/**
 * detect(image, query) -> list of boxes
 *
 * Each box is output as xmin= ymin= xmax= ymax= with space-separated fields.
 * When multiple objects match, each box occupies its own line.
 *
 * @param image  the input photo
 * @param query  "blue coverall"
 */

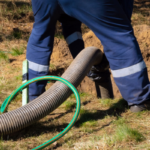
xmin=27 ymin=0 xmax=150 ymax=105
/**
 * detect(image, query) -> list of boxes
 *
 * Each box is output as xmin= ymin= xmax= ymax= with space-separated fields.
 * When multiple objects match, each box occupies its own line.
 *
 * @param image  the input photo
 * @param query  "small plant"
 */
xmin=0 ymin=51 xmax=9 ymax=62
xmin=50 ymin=64 xmax=56 ymax=70
xmin=63 ymin=101 xmax=76 ymax=111
xmin=11 ymin=47 xmax=24 ymax=56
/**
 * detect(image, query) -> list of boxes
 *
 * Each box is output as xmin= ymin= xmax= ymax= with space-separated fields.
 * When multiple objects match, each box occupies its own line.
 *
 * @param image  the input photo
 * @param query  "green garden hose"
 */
xmin=0 ymin=76 xmax=81 ymax=150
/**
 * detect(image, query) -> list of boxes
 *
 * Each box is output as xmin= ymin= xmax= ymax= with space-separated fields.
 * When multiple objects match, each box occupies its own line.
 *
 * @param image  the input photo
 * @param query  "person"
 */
xmin=27 ymin=0 xmax=150 ymax=112
xmin=60 ymin=0 xmax=134 ymax=99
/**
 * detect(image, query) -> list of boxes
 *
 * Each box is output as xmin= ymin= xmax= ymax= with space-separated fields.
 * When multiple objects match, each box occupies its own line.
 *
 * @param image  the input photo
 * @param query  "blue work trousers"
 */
xmin=27 ymin=0 xmax=150 ymax=105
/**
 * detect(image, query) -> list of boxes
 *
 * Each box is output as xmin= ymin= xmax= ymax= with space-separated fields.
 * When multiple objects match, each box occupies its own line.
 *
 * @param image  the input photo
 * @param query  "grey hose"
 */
xmin=0 ymin=46 xmax=103 ymax=135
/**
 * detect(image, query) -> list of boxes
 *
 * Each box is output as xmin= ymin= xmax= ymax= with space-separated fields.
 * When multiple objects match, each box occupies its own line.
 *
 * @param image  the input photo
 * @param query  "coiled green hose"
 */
xmin=0 ymin=76 xmax=81 ymax=150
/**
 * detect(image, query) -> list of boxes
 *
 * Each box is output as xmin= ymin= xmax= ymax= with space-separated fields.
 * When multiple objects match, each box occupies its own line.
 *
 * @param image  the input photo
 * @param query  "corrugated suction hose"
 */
xmin=0 ymin=46 xmax=103 ymax=135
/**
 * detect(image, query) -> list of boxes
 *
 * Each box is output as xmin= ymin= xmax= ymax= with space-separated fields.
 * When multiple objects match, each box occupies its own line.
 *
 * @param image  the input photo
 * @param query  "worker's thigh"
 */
xmin=26 ymin=0 xmax=61 ymax=100
xmin=118 ymin=0 xmax=134 ymax=21
xmin=59 ymin=0 xmax=150 ymax=104
xmin=27 ymin=0 xmax=60 ymax=65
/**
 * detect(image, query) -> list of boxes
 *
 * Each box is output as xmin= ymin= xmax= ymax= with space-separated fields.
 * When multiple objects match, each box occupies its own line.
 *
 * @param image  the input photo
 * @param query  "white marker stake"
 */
xmin=22 ymin=60 xmax=28 ymax=106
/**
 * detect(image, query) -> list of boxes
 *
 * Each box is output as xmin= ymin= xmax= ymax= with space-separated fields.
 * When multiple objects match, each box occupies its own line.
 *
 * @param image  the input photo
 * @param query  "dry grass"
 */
xmin=0 ymin=1 xmax=150 ymax=150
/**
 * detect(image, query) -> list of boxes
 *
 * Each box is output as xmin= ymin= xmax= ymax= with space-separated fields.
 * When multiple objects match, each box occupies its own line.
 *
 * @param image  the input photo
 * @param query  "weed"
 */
xmin=63 ymin=101 xmax=76 ymax=111
xmin=50 ymin=64 xmax=56 ymax=70
xmin=11 ymin=47 xmax=24 ymax=56
xmin=0 ymin=51 xmax=9 ymax=62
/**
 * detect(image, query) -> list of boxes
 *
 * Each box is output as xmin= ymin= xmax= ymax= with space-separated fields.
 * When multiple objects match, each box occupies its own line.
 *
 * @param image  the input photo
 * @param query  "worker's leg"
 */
xmin=118 ymin=0 xmax=134 ymax=22
xmin=60 ymin=14 xmax=113 ymax=98
xmin=59 ymin=15 xmax=84 ymax=58
xmin=59 ymin=0 xmax=150 ymax=105
xmin=26 ymin=0 xmax=60 ymax=101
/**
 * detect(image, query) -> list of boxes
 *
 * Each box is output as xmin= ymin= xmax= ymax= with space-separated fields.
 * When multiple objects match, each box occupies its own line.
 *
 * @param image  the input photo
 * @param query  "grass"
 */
xmin=70 ymin=92 xmax=89 ymax=99
xmin=11 ymin=47 xmax=24 ymax=56
xmin=76 ymin=108 xmax=95 ymax=127
xmin=0 ymin=2 xmax=32 ymax=21
xmin=63 ymin=101 xmax=76 ymax=111
xmin=81 ymin=120 xmax=98 ymax=127
xmin=50 ymin=63 xmax=56 ymax=70
xmin=54 ymin=33 xmax=64 ymax=39
xmin=0 ymin=51 xmax=9 ymax=62
xmin=111 ymin=125 xmax=145 ymax=143
xmin=99 ymin=98 xmax=113 ymax=107
xmin=113 ymin=117 xmax=127 ymax=126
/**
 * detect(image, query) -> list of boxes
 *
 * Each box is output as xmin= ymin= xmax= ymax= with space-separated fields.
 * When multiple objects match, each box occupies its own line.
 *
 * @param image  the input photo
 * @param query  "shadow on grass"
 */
xmin=2 ymin=99 xmax=128 ymax=141
xmin=75 ymin=98 xmax=128 ymax=127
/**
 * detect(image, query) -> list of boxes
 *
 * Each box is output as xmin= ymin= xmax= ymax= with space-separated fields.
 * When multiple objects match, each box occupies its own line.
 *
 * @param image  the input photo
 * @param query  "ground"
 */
xmin=0 ymin=0 xmax=150 ymax=150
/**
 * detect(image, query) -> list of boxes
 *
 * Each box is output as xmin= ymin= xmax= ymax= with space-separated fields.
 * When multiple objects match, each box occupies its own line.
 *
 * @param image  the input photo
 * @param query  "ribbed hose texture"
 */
xmin=0 ymin=47 xmax=103 ymax=135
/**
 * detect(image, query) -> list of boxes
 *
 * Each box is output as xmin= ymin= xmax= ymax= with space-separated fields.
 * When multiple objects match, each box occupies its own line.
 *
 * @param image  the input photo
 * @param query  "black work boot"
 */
xmin=87 ymin=54 xmax=114 ymax=99
xmin=95 ymin=73 xmax=114 ymax=99
xmin=130 ymin=101 xmax=150 ymax=112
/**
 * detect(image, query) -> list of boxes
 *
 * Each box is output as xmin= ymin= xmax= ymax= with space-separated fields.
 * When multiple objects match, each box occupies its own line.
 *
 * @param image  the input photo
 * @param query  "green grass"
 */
xmin=112 ymin=125 xmax=145 ymax=143
xmin=16 ymin=4 xmax=32 ymax=14
xmin=70 ymin=92 xmax=89 ymax=99
xmin=0 ymin=3 xmax=32 ymax=20
xmin=54 ymin=33 xmax=64 ymax=39
xmin=15 ymin=75 xmax=22 ymax=81
xmin=81 ymin=120 xmax=98 ymax=127
xmin=63 ymin=101 xmax=76 ymax=111
xmin=0 ymin=138 xmax=3 ymax=150
xmin=0 ymin=51 xmax=9 ymax=62
xmin=99 ymin=98 xmax=113 ymax=107
xmin=11 ymin=47 xmax=24 ymax=56
xmin=113 ymin=117 xmax=127 ymax=126
xmin=50 ymin=63 xmax=56 ymax=70
xmin=76 ymin=108 xmax=94 ymax=127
